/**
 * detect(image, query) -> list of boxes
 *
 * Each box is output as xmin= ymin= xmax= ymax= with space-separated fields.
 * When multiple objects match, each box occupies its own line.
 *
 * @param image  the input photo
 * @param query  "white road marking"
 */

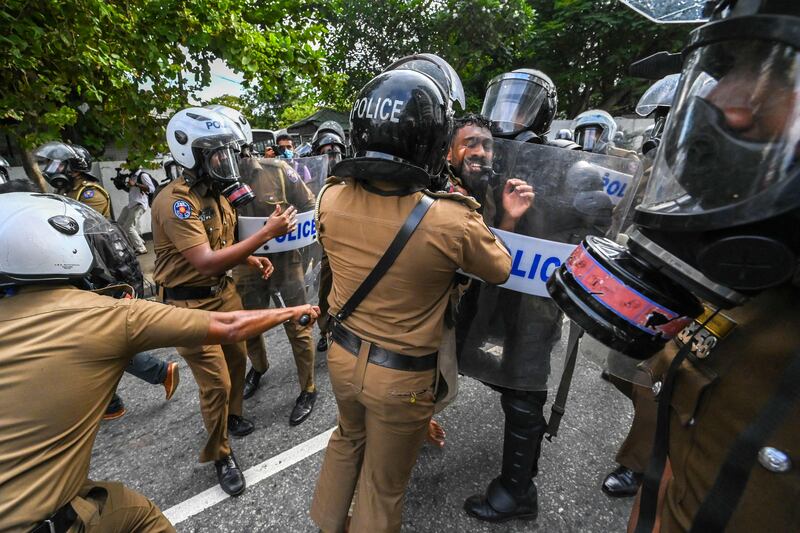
xmin=163 ymin=426 xmax=336 ymax=525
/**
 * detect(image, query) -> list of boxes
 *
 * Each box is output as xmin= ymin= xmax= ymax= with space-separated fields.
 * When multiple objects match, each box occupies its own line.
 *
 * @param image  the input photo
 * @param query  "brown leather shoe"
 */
xmin=103 ymin=393 xmax=126 ymax=421
xmin=163 ymin=362 xmax=180 ymax=401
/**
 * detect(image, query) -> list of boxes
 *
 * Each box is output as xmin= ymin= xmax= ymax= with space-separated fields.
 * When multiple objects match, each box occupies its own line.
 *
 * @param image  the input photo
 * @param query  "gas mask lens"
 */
xmin=640 ymin=39 xmax=800 ymax=232
xmin=206 ymin=146 xmax=241 ymax=183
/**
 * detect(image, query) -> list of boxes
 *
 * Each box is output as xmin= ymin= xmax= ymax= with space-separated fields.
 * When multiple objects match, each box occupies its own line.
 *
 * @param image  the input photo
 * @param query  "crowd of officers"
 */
xmin=2 ymin=1 xmax=799 ymax=531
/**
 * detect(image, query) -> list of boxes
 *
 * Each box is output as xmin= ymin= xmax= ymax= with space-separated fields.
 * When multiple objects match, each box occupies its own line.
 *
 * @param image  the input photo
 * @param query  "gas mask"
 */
xmin=547 ymin=28 xmax=800 ymax=359
xmin=202 ymin=144 xmax=255 ymax=208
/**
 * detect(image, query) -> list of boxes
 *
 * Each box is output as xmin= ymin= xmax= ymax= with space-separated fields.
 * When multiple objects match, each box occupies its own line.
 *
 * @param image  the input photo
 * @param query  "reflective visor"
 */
xmin=481 ymin=75 xmax=548 ymax=135
xmin=575 ymin=126 xmax=602 ymax=152
xmin=637 ymin=37 xmax=800 ymax=230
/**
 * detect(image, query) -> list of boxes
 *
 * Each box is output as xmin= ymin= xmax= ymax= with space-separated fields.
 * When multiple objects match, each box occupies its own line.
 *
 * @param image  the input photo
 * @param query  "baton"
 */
xmin=272 ymin=290 xmax=311 ymax=326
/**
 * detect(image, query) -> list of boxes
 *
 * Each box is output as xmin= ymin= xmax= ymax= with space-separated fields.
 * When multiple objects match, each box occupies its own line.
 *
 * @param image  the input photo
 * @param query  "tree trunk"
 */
xmin=20 ymin=148 xmax=47 ymax=192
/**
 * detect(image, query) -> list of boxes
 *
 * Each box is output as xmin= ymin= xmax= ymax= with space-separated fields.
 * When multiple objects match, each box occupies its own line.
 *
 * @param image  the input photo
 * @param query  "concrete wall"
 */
xmin=6 ymin=160 xmax=168 ymax=234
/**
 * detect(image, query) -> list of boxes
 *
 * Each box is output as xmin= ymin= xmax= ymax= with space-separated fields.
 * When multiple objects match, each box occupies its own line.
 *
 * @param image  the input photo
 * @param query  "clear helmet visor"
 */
xmin=636 ymin=73 xmax=681 ymax=116
xmin=638 ymin=39 xmax=800 ymax=230
xmin=482 ymin=77 xmax=548 ymax=135
xmin=386 ymin=53 xmax=466 ymax=110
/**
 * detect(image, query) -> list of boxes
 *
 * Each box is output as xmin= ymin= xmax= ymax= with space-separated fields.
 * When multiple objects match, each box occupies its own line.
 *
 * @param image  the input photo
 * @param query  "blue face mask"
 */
xmin=280 ymin=149 xmax=294 ymax=159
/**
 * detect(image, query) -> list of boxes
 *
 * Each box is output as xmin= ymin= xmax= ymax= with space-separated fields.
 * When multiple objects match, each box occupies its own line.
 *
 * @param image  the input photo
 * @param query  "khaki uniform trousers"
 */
xmin=310 ymin=341 xmax=436 ymax=533
xmin=237 ymin=260 xmax=316 ymax=392
xmin=612 ymin=380 xmax=658 ymax=473
xmin=67 ymin=480 xmax=174 ymax=533
xmin=166 ymin=279 xmax=247 ymax=463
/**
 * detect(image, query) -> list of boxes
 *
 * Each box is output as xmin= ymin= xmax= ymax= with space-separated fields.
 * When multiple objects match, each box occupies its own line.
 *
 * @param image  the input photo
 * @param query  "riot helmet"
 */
xmin=205 ymin=104 xmax=253 ymax=157
xmin=636 ymin=73 xmax=680 ymax=154
xmin=547 ymin=1 xmax=800 ymax=358
xmin=385 ymin=53 xmax=466 ymax=111
xmin=573 ymin=109 xmax=618 ymax=154
xmin=312 ymin=122 xmax=347 ymax=172
xmin=0 ymin=192 xmax=142 ymax=294
xmin=34 ymin=141 xmax=87 ymax=191
xmin=336 ymin=68 xmax=453 ymax=189
xmin=555 ymin=128 xmax=573 ymax=141
xmin=481 ymin=68 xmax=557 ymax=140
xmin=166 ymin=107 xmax=254 ymax=207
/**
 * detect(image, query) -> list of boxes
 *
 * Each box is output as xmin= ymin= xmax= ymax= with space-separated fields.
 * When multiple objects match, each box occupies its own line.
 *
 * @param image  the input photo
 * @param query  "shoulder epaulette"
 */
xmin=423 ymin=189 xmax=481 ymax=211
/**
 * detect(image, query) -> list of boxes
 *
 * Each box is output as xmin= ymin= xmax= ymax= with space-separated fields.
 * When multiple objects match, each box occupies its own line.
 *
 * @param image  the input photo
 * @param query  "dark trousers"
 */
xmin=125 ymin=352 xmax=168 ymax=384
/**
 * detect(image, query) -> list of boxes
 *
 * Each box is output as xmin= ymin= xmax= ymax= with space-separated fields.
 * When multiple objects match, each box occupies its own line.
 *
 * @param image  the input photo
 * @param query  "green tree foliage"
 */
xmin=322 ymin=0 xmax=688 ymax=117
xmin=0 ymin=0 xmax=327 ymax=184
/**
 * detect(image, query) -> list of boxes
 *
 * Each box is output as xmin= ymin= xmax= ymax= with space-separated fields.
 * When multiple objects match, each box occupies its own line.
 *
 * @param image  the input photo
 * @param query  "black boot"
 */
xmin=464 ymin=477 xmax=538 ymax=523
xmin=602 ymin=465 xmax=642 ymax=497
xmin=242 ymin=368 xmax=263 ymax=400
xmin=215 ymin=453 xmax=246 ymax=496
xmin=289 ymin=390 xmax=317 ymax=426
xmin=227 ymin=414 xmax=255 ymax=437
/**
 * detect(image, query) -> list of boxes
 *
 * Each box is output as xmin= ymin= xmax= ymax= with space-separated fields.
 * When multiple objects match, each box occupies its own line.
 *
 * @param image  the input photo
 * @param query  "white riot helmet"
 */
xmin=555 ymin=128 xmax=573 ymax=141
xmin=166 ymin=107 xmax=254 ymax=207
xmin=573 ymin=109 xmax=618 ymax=154
xmin=204 ymin=104 xmax=253 ymax=145
xmin=0 ymin=192 xmax=116 ymax=288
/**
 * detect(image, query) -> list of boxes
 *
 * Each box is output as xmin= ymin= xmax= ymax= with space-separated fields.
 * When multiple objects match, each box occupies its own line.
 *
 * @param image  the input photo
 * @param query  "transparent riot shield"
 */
xmin=235 ymin=156 xmax=326 ymax=311
xmin=456 ymin=139 xmax=641 ymax=392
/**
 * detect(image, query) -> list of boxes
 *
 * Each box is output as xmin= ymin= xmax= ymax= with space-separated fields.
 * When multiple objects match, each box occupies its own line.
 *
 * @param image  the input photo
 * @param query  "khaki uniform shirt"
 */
xmin=645 ymin=286 xmax=800 ymax=532
xmin=66 ymin=176 xmax=112 ymax=219
xmin=0 ymin=286 xmax=209 ymax=533
xmin=318 ymin=177 xmax=512 ymax=356
xmin=151 ymin=178 xmax=237 ymax=288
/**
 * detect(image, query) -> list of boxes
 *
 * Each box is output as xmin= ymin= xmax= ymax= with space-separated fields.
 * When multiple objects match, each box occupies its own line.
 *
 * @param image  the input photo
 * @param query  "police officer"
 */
xmin=216 ymin=106 xmax=321 ymax=426
xmin=0 ymin=192 xmax=317 ymax=533
xmin=34 ymin=142 xmax=112 ymax=218
xmin=547 ymin=2 xmax=800 ymax=530
xmin=310 ymin=65 xmax=512 ymax=533
xmin=151 ymin=107 xmax=298 ymax=495
xmin=601 ymin=73 xmax=680 ymax=498
xmin=573 ymin=109 xmax=639 ymax=160
xmin=33 ymin=141 xmax=176 ymax=420
xmin=310 ymin=120 xmax=348 ymax=353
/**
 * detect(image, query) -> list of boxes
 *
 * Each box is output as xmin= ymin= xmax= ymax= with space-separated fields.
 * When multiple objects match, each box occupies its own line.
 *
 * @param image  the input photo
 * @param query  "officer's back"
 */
xmin=319 ymin=177 xmax=508 ymax=356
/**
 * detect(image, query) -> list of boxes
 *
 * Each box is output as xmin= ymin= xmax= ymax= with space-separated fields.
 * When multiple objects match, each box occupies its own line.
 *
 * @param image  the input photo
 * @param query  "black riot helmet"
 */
xmin=548 ymin=0 xmax=800 ymax=359
xmin=482 ymin=68 xmax=558 ymax=140
xmin=311 ymin=120 xmax=347 ymax=168
xmin=335 ymin=69 xmax=453 ymax=189
xmin=385 ymin=53 xmax=467 ymax=112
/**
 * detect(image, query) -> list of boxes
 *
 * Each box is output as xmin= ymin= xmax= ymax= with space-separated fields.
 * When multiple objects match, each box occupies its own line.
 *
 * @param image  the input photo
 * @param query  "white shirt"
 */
xmin=128 ymin=169 xmax=156 ymax=209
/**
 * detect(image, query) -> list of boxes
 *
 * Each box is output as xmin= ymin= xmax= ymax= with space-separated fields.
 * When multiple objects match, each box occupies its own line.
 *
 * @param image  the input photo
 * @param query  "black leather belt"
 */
xmin=30 ymin=503 xmax=77 ymax=533
xmin=162 ymin=284 xmax=218 ymax=300
xmin=330 ymin=320 xmax=437 ymax=372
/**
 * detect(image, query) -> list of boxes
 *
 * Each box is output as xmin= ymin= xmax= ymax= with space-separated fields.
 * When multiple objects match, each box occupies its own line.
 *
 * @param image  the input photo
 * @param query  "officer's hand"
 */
xmin=246 ymin=255 xmax=274 ymax=279
xmin=291 ymin=305 xmax=320 ymax=326
xmin=261 ymin=204 xmax=298 ymax=241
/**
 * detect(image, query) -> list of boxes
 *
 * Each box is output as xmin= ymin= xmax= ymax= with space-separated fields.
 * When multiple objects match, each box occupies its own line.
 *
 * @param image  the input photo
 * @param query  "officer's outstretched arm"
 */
xmin=182 ymin=205 xmax=297 ymax=277
xmin=204 ymin=304 xmax=319 ymax=345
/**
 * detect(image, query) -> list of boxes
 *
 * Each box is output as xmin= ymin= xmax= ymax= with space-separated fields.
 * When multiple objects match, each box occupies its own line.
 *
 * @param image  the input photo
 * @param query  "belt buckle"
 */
xmin=44 ymin=519 xmax=56 ymax=533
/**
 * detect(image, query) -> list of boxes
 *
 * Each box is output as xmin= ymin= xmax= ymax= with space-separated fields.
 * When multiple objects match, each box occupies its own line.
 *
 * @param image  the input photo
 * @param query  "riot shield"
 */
xmin=456 ymin=139 xmax=641 ymax=391
xmin=235 ymin=156 xmax=326 ymax=310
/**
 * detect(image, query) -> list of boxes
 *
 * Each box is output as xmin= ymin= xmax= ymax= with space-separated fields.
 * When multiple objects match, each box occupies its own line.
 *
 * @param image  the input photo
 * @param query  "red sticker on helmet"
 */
xmin=566 ymin=244 xmax=692 ymax=339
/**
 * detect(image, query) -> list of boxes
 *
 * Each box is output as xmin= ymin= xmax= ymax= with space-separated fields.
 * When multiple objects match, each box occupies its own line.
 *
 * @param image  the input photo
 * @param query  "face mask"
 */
xmin=280 ymin=149 xmax=294 ymax=159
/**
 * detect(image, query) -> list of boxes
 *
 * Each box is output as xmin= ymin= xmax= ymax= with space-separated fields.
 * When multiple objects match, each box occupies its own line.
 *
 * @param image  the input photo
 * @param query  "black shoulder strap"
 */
xmin=689 ymin=348 xmax=800 ymax=533
xmin=545 ymin=321 xmax=584 ymax=440
xmin=334 ymin=194 xmax=435 ymax=323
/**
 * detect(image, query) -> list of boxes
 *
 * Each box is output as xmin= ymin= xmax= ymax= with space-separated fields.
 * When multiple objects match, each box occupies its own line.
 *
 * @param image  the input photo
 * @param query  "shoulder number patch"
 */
xmin=173 ymin=200 xmax=192 ymax=220
xmin=82 ymin=189 xmax=95 ymax=199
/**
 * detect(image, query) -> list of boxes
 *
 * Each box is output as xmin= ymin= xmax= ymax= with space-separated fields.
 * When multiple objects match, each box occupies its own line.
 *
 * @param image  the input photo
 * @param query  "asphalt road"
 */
xmin=90 ymin=316 xmax=635 ymax=532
